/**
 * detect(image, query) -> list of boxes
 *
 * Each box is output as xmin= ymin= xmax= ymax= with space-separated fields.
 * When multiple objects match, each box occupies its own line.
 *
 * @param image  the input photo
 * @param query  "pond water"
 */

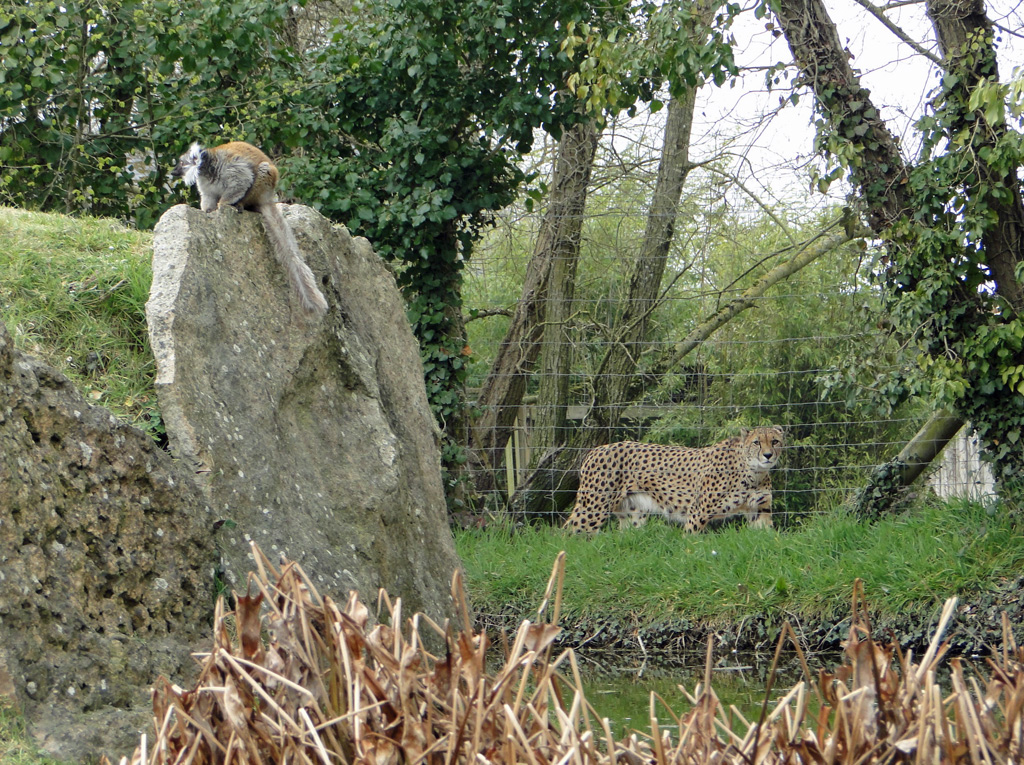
xmin=562 ymin=642 xmax=969 ymax=739
xmin=576 ymin=653 xmax=813 ymax=738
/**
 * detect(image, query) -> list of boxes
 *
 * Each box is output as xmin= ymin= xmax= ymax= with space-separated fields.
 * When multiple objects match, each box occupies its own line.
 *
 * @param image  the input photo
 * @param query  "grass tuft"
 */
xmin=0 ymin=703 xmax=61 ymax=765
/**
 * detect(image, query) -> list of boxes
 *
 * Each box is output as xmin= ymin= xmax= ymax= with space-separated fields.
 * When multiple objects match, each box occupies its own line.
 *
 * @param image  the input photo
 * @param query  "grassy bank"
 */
xmin=0 ymin=207 xmax=159 ymax=438
xmin=455 ymin=496 xmax=1024 ymax=649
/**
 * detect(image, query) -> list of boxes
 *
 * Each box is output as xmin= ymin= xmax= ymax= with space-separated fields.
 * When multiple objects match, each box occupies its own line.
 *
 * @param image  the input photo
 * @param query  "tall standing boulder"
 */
xmin=0 ymin=321 xmax=215 ymax=760
xmin=148 ymin=204 xmax=461 ymax=621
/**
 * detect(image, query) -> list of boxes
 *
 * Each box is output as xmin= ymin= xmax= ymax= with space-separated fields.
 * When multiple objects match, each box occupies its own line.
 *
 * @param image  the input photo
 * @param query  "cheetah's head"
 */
xmin=741 ymin=426 xmax=785 ymax=471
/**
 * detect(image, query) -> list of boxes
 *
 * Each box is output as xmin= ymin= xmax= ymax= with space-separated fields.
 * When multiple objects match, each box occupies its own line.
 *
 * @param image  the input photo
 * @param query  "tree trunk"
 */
xmin=853 ymin=411 xmax=967 ymax=518
xmin=775 ymin=0 xmax=1022 ymax=302
xmin=509 ymin=88 xmax=703 ymax=519
xmin=772 ymin=0 xmax=910 ymax=233
xmin=468 ymin=120 xmax=599 ymax=494
xmin=590 ymin=89 xmax=700 ymax=440
xmin=925 ymin=0 xmax=1024 ymax=313
xmin=531 ymin=123 xmax=599 ymax=456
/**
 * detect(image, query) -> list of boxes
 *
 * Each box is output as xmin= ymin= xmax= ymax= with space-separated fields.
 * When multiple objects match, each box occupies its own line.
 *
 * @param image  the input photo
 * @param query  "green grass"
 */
xmin=455 ymin=496 xmax=1024 ymax=627
xmin=0 ymin=207 xmax=160 ymax=438
xmin=0 ymin=704 xmax=61 ymax=765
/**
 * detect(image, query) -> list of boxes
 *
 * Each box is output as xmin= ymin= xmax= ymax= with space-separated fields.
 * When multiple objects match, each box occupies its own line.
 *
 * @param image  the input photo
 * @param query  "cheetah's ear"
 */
xmin=740 ymin=427 xmax=749 ymax=438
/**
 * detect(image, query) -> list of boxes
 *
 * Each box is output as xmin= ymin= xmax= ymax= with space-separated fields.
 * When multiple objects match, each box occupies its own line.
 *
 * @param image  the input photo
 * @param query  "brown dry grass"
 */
xmin=111 ymin=544 xmax=1024 ymax=764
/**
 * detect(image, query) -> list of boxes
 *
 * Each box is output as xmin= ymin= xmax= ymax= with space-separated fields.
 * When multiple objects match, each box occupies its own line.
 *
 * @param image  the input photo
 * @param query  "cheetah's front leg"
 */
xmin=739 ymin=487 xmax=773 ymax=528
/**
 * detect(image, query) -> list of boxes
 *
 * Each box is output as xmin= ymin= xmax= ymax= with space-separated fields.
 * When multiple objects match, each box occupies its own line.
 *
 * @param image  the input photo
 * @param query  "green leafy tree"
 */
xmin=0 ymin=0 xmax=304 ymax=228
xmin=646 ymin=210 xmax=923 ymax=524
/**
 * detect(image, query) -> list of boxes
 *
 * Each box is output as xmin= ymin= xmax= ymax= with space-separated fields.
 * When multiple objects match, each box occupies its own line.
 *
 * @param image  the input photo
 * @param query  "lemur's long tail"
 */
xmin=257 ymin=203 xmax=329 ymax=317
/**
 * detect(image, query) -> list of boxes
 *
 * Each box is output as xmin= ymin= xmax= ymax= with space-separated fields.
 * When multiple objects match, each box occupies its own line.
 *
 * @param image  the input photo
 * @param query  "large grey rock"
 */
xmin=0 ymin=321 xmax=215 ymax=761
xmin=148 ymin=204 xmax=460 ymax=622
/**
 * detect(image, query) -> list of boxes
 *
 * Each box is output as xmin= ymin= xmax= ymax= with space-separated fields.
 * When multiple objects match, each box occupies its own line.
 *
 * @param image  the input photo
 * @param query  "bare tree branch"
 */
xmin=464 ymin=307 xmax=512 ymax=323
xmin=850 ymin=0 xmax=943 ymax=65
xmin=664 ymin=223 xmax=870 ymax=373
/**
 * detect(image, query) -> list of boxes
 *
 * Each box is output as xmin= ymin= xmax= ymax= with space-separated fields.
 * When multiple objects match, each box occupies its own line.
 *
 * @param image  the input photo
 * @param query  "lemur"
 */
xmin=171 ymin=141 xmax=329 ymax=317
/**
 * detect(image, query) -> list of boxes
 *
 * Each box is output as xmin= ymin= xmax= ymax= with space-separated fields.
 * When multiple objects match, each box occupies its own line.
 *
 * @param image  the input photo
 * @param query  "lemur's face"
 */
xmin=171 ymin=143 xmax=204 ymax=186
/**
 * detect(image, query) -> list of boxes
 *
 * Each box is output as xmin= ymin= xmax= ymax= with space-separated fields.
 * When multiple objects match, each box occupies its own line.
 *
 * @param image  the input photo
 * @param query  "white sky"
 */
xmin=687 ymin=0 xmax=1024 ymax=215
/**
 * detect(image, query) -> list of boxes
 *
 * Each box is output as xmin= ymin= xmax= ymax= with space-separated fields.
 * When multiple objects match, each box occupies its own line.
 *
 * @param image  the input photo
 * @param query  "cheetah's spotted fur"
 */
xmin=564 ymin=427 xmax=785 ymax=534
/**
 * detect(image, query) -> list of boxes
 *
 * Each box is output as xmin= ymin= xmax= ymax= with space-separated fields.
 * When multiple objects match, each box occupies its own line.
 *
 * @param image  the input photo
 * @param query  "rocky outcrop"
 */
xmin=0 ymin=321 xmax=215 ymax=761
xmin=148 ymin=204 xmax=461 ymax=622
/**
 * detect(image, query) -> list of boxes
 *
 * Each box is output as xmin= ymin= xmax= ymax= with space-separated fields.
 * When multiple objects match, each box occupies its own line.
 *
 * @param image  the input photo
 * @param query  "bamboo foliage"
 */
xmin=114 ymin=546 xmax=1024 ymax=764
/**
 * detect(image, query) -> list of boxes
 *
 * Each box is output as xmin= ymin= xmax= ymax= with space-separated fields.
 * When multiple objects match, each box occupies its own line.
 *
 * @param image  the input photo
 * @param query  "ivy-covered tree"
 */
xmin=771 ymin=0 xmax=1024 ymax=506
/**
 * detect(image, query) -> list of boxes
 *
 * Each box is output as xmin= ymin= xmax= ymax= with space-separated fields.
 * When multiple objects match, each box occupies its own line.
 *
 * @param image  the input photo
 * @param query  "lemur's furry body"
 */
xmin=172 ymin=141 xmax=328 ymax=317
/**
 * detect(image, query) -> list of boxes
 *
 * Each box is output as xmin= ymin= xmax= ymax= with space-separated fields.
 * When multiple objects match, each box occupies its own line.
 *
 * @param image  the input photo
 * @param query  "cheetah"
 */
xmin=564 ymin=427 xmax=785 ymax=534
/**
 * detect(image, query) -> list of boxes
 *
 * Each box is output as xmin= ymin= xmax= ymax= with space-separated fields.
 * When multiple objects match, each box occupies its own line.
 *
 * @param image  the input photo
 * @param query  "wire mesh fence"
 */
xmin=481 ymin=400 xmax=994 ymax=526
xmin=460 ymin=201 xmax=996 ymax=526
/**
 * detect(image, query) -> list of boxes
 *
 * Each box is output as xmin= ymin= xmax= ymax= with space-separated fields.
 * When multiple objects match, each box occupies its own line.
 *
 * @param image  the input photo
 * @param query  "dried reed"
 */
xmin=112 ymin=544 xmax=1024 ymax=764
